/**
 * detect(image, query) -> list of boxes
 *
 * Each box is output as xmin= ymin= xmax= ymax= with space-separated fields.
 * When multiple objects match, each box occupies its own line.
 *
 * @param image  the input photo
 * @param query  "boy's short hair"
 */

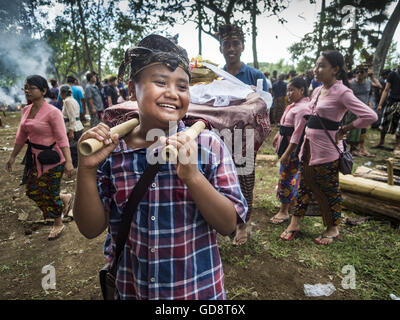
xmin=86 ymin=72 xmax=96 ymax=82
xmin=109 ymin=75 xmax=117 ymax=82
xmin=66 ymin=75 xmax=76 ymax=84
xmin=216 ymin=24 xmax=244 ymax=43
xmin=49 ymin=78 xmax=57 ymax=87
xmin=118 ymin=34 xmax=191 ymax=84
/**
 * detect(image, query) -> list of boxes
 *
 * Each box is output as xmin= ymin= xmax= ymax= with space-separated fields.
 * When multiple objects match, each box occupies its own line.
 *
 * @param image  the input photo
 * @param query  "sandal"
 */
xmin=314 ymin=234 xmax=338 ymax=245
xmin=280 ymin=229 xmax=300 ymax=241
xmin=232 ymin=231 xmax=250 ymax=246
xmin=48 ymin=225 xmax=65 ymax=241
xmin=269 ymin=215 xmax=289 ymax=225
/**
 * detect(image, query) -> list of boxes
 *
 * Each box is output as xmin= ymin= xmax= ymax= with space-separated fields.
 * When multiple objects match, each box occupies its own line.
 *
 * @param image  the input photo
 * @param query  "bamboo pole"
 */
xmin=339 ymin=173 xmax=400 ymax=205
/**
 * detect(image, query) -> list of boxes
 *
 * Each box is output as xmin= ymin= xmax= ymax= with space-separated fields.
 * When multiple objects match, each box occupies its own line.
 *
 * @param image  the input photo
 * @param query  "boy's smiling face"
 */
xmin=130 ymin=64 xmax=190 ymax=130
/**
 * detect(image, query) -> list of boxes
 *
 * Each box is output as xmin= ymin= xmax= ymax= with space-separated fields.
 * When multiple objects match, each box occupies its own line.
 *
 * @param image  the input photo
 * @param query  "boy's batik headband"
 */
xmin=118 ymin=34 xmax=191 ymax=83
xmin=216 ymin=24 xmax=244 ymax=43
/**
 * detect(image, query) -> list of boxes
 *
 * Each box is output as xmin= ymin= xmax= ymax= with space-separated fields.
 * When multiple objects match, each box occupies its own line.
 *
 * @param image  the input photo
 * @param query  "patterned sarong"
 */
xmin=25 ymin=164 xmax=65 ymax=219
xmin=379 ymin=101 xmax=400 ymax=135
xmin=293 ymin=140 xmax=343 ymax=227
xmin=277 ymin=154 xmax=300 ymax=204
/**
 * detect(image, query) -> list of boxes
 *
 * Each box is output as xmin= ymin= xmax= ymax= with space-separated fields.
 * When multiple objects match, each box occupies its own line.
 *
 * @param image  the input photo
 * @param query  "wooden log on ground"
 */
xmin=387 ymin=158 xmax=394 ymax=185
xmin=353 ymin=166 xmax=400 ymax=185
xmin=342 ymin=192 xmax=400 ymax=222
xmin=339 ymin=173 xmax=400 ymax=205
xmin=256 ymin=154 xmax=278 ymax=162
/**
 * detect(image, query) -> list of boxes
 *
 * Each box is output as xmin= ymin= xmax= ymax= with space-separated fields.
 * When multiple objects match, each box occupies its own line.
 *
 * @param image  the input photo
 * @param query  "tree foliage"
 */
xmin=288 ymin=0 xmax=396 ymax=71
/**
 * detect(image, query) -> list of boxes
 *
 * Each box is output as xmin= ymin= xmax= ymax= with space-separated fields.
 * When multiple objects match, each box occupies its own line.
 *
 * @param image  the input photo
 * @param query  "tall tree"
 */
xmin=372 ymin=0 xmax=400 ymax=75
xmin=288 ymin=0 xmax=395 ymax=72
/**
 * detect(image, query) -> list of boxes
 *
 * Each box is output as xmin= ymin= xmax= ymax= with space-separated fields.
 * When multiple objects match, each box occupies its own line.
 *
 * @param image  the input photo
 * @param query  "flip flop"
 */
xmin=314 ymin=234 xmax=338 ymax=245
xmin=48 ymin=225 xmax=65 ymax=241
xmin=232 ymin=232 xmax=250 ymax=247
xmin=280 ymin=229 xmax=299 ymax=241
xmin=269 ymin=216 xmax=289 ymax=225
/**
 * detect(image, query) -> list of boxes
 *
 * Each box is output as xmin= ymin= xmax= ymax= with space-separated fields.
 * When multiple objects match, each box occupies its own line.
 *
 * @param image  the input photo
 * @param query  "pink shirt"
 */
xmin=15 ymin=101 xmax=70 ymax=177
xmin=293 ymin=80 xmax=377 ymax=166
xmin=276 ymin=97 xmax=310 ymax=155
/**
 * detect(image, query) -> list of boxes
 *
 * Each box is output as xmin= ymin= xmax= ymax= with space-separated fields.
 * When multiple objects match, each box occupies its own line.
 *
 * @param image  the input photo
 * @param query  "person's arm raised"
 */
xmin=73 ymin=123 xmax=119 ymax=239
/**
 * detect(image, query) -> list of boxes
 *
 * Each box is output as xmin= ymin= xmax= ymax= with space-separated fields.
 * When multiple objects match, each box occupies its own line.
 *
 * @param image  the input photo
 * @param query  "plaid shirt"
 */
xmin=97 ymin=121 xmax=247 ymax=300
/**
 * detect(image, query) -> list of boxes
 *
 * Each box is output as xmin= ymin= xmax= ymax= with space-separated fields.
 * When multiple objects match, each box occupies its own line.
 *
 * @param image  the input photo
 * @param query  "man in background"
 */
xmin=218 ymin=23 xmax=268 ymax=246
xmin=84 ymin=72 xmax=104 ymax=127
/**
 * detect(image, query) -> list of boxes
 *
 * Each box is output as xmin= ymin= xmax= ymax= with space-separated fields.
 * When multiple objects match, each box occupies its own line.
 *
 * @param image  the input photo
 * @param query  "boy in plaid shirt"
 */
xmin=73 ymin=35 xmax=247 ymax=300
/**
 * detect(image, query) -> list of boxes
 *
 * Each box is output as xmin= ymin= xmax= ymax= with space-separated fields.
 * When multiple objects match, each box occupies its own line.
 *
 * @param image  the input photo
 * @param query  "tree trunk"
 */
xmin=77 ymin=0 xmax=94 ymax=72
xmin=373 ymin=0 xmax=400 ymax=76
xmin=251 ymin=0 xmax=259 ymax=69
xmin=97 ymin=0 xmax=102 ymax=80
xmin=197 ymin=0 xmax=202 ymax=55
xmin=316 ymin=0 xmax=326 ymax=61
xmin=70 ymin=2 xmax=81 ymax=73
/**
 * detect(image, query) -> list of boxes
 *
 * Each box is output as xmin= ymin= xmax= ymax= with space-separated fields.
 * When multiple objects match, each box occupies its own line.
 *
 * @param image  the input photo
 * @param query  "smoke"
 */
xmin=0 ymin=31 xmax=53 ymax=108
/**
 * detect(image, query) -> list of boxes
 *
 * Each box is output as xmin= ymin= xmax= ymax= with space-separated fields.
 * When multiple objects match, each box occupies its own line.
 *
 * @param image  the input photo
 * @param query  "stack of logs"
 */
xmin=339 ymin=155 xmax=400 ymax=223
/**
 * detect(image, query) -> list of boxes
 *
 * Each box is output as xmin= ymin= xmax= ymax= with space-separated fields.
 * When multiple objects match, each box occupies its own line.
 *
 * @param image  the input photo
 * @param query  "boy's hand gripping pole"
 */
xmin=79 ymin=118 xmax=140 ymax=156
xmin=161 ymin=121 xmax=206 ymax=162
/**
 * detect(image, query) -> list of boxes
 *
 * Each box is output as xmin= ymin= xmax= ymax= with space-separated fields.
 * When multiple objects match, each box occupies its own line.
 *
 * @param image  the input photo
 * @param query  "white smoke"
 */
xmin=0 ymin=32 xmax=53 ymax=108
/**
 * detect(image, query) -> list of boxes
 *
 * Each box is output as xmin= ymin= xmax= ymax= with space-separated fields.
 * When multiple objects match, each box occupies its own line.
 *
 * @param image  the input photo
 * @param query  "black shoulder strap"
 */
xmin=315 ymin=112 xmax=343 ymax=156
xmin=110 ymin=162 xmax=161 ymax=275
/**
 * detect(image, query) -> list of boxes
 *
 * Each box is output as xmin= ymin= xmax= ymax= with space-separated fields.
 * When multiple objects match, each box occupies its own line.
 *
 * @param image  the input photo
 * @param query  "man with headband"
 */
xmin=217 ymin=24 xmax=268 ymax=246
xmin=74 ymin=34 xmax=248 ymax=300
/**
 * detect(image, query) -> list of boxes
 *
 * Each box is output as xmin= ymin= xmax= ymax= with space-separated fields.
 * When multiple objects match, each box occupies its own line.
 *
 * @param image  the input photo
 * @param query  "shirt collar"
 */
xmin=223 ymin=62 xmax=245 ymax=76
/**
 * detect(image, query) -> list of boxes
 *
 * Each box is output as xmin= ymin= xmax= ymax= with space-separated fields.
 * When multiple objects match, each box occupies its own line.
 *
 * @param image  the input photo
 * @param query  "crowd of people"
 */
xmin=2 ymin=23 xmax=400 ymax=300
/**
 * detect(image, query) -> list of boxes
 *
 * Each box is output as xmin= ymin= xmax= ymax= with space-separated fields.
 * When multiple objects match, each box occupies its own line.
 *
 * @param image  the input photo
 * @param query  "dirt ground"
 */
xmin=0 ymin=112 xmax=360 ymax=300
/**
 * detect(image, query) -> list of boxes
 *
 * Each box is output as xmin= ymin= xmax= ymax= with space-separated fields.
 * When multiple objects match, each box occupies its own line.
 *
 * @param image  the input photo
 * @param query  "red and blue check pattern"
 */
xmin=97 ymin=121 xmax=247 ymax=300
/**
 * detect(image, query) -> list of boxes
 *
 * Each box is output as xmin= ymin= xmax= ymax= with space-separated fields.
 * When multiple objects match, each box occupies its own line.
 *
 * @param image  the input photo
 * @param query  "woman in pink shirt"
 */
xmin=6 ymin=75 xmax=74 ymax=240
xmin=280 ymin=51 xmax=377 ymax=245
xmin=270 ymin=77 xmax=310 ymax=224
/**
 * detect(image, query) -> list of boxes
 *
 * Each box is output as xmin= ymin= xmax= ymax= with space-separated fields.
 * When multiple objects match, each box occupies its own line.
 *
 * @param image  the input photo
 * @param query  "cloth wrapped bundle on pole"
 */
xmin=102 ymin=91 xmax=271 ymax=162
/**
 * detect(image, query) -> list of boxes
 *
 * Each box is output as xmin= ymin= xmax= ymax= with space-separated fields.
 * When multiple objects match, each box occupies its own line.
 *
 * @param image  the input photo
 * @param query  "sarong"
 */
xmin=379 ymin=101 xmax=400 ymax=135
xmin=277 ymin=154 xmax=300 ymax=204
xmin=293 ymin=140 xmax=343 ymax=227
xmin=25 ymin=163 xmax=65 ymax=219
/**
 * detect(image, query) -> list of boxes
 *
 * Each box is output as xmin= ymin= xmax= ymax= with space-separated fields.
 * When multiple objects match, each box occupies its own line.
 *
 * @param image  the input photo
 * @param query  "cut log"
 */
xmin=256 ymin=154 xmax=278 ymax=162
xmin=353 ymin=166 xmax=400 ymax=185
xmin=387 ymin=158 xmax=394 ymax=186
xmin=339 ymin=173 xmax=400 ymax=205
xmin=342 ymin=192 xmax=400 ymax=222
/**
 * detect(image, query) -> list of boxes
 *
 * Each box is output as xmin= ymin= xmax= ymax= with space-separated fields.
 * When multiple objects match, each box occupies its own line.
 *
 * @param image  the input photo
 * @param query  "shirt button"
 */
xmin=151 ymin=216 xmax=156 ymax=221
xmin=151 ymin=182 xmax=157 ymax=188
xmin=150 ymin=248 xmax=155 ymax=253
xmin=150 ymin=277 xmax=156 ymax=283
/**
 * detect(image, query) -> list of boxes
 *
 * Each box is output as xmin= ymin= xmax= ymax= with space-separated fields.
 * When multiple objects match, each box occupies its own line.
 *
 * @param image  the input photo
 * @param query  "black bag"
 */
xmin=37 ymin=147 xmax=61 ymax=165
xmin=315 ymin=113 xmax=353 ymax=175
xmin=99 ymin=162 xmax=160 ymax=300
